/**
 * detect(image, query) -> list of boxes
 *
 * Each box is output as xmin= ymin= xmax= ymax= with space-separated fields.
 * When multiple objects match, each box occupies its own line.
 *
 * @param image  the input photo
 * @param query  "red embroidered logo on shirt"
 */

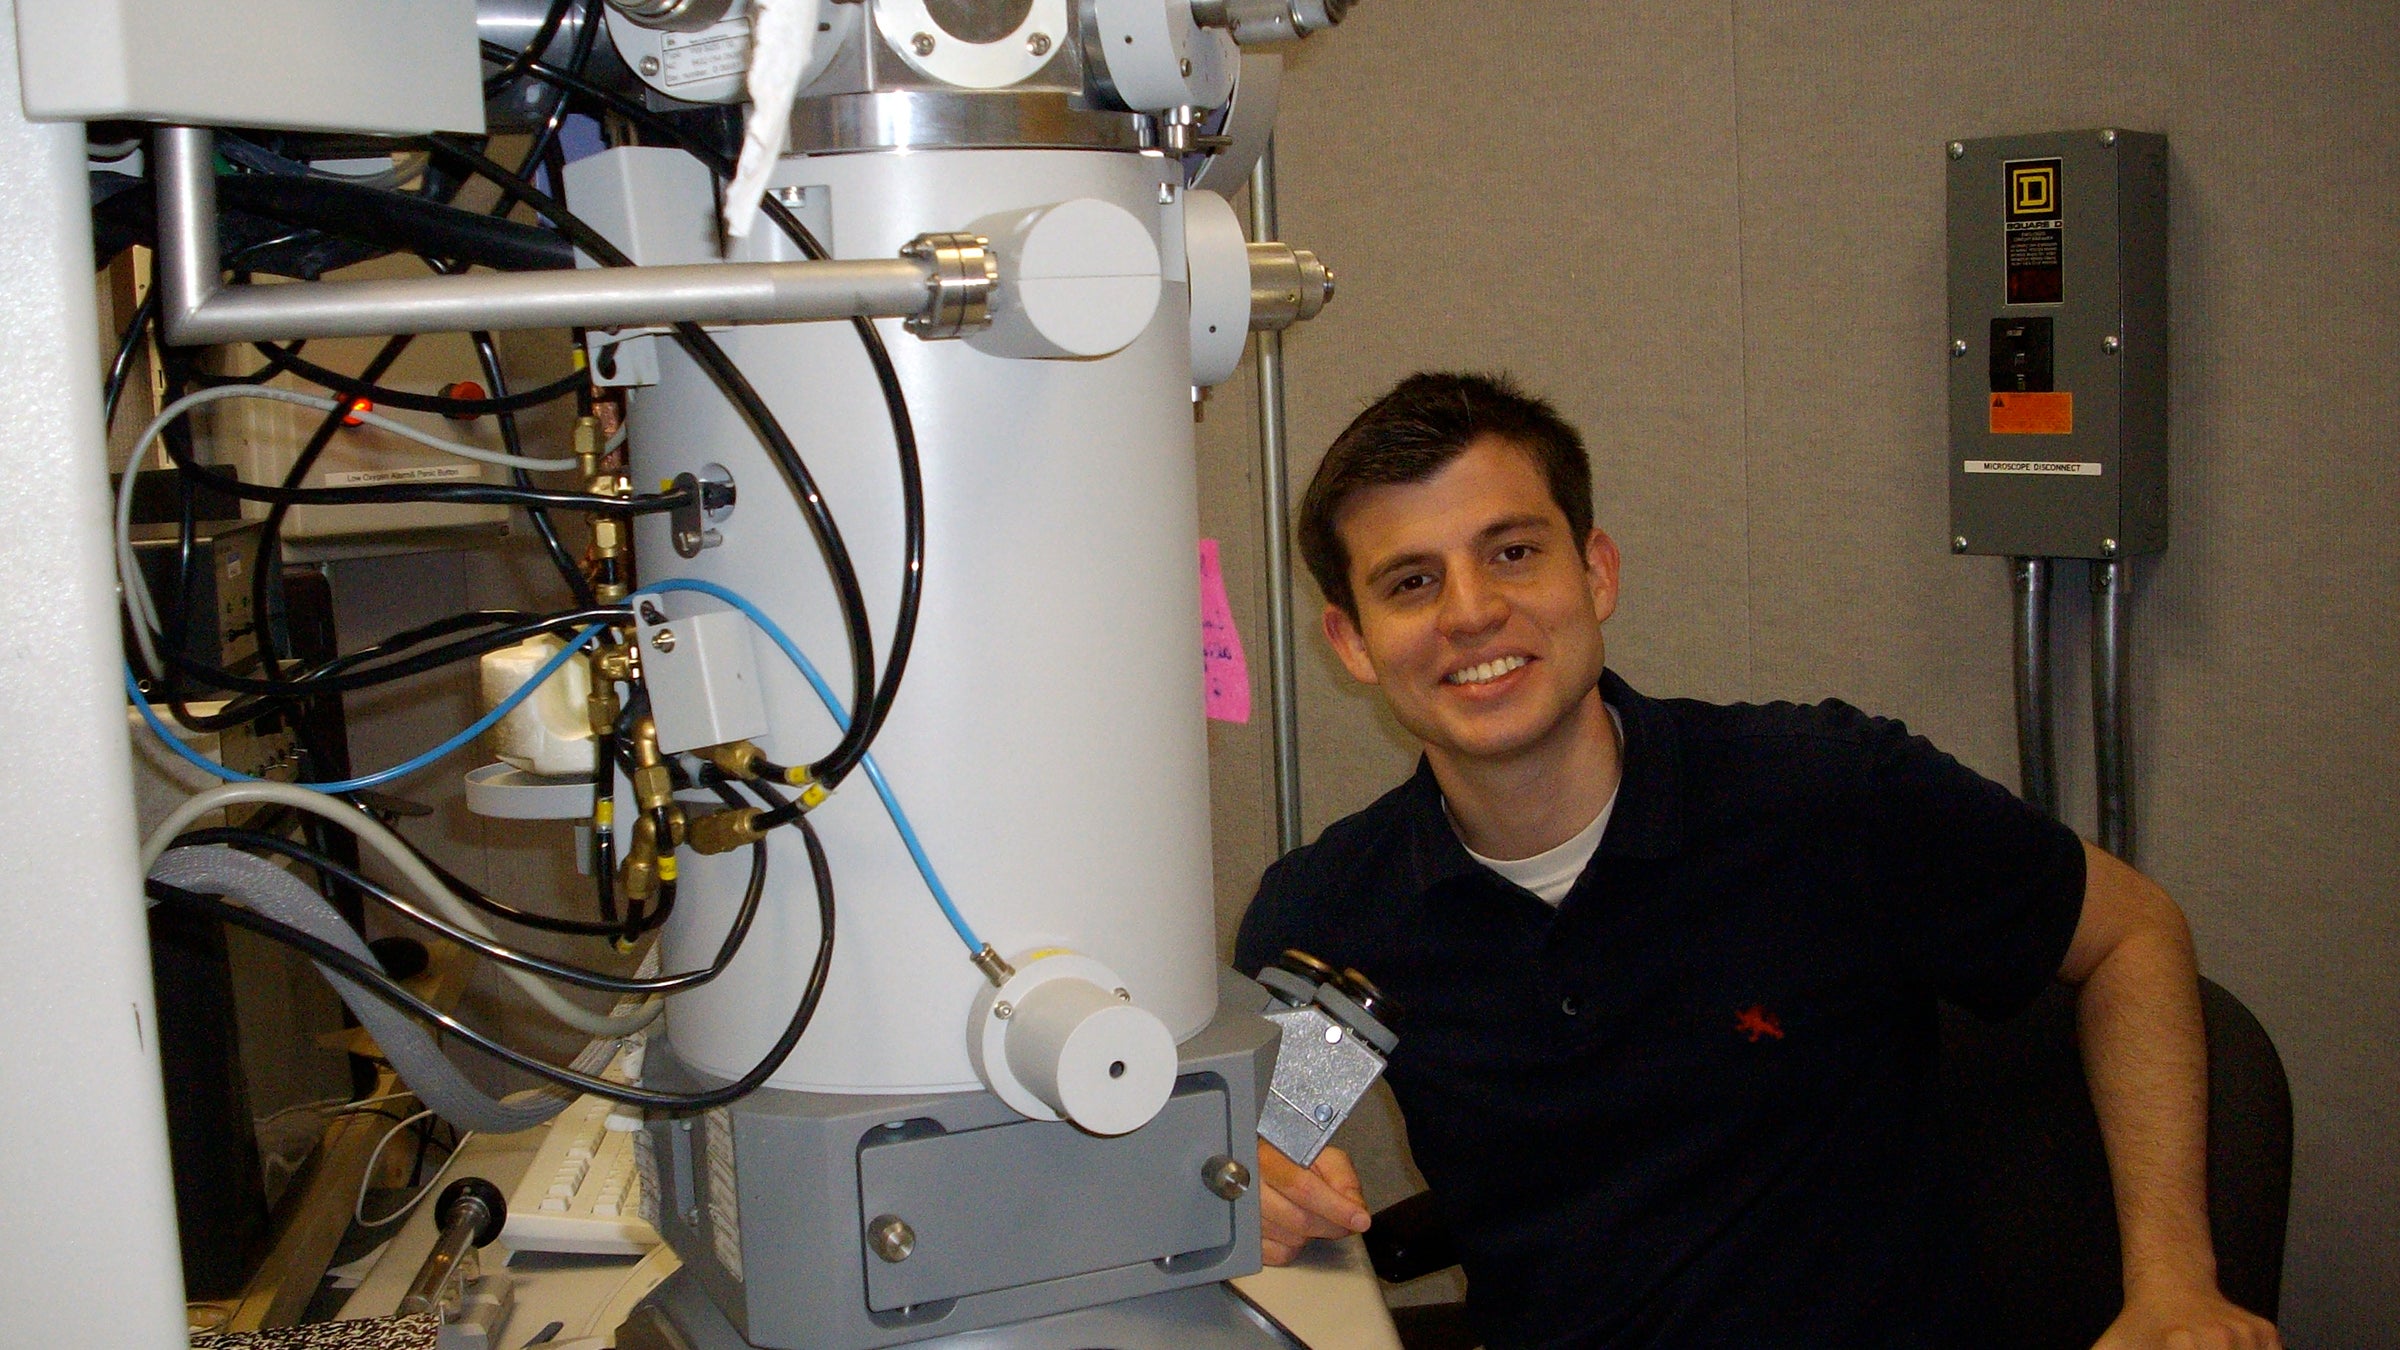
xmin=1734 ymin=1005 xmax=1785 ymax=1042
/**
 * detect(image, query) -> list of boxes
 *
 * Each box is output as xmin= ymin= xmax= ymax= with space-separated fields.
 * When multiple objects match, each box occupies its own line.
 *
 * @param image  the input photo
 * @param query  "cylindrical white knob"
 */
xmin=971 ymin=953 xmax=1179 ymax=1135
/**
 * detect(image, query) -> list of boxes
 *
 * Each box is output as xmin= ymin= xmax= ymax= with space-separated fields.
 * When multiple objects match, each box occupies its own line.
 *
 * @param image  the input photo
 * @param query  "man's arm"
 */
xmin=1257 ymin=1141 xmax=1371 ymax=1265
xmin=2059 ymin=840 xmax=2279 ymax=1349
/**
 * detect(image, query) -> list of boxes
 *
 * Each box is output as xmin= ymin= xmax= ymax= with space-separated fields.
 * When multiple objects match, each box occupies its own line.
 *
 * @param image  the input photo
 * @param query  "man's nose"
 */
xmin=1438 ymin=564 xmax=1508 ymax=638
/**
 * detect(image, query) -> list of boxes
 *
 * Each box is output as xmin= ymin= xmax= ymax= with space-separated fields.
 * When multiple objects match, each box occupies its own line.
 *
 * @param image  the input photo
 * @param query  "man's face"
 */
xmin=1322 ymin=435 xmax=1619 ymax=773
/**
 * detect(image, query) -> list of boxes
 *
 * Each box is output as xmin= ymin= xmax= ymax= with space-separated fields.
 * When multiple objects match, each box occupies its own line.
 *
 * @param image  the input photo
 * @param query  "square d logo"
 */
xmin=2007 ymin=160 xmax=2061 ymax=221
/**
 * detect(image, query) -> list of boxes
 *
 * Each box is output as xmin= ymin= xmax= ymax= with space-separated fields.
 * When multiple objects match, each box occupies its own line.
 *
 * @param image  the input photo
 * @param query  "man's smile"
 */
xmin=1444 ymin=655 xmax=1531 ymax=686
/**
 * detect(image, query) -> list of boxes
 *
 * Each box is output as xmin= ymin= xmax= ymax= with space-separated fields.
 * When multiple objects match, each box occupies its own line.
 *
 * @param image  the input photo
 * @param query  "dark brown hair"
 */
xmin=1297 ymin=372 xmax=1594 ymax=618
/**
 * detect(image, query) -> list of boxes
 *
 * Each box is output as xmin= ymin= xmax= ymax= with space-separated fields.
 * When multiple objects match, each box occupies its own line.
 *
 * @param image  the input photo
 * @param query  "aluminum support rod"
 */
xmin=154 ymin=126 xmax=940 ymax=345
xmin=2091 ymin=559 xmax=2133 ymax=861
xmin=2010 ymin=557 xmax=2059 ymax=819
xmin=1250 ymin=136 xmax=1304 ymax=856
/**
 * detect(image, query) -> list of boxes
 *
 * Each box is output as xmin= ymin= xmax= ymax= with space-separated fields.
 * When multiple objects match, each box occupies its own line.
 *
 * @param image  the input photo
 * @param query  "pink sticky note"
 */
xmin=1198 ymin=538 xmax=1252 ymax=724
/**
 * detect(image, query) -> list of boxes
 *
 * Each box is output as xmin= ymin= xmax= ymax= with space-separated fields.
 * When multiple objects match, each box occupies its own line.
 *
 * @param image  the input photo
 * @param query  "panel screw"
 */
xmin=1201 ymin=1155 xmax=1252 ymax=1200
xmin=2101 ymin=538 xmax=2120 ymax=556
xmin=1180 ymin=57 xmax=1193 ymax=77
xmin=1951 ymin=338 xmax=1968 ymax=358
xmin=650 ymin=627 xmax=676 ymax=653
xmin=639 ymin=55 xmax=660 ymax=76
xmin=1027 ymin=32 xmax=1052 ymax=57
xmin=1953 ymin=536 xmax=1970 ymax=553
xmin=1947 ymin=141 xmax=1966 ymax=160
xmin=992 ymin=1000 xmax=1013 ymax=1020
xmin=911 ymin=31 xmax=936 ymax=55
xmin=2102 ymin=334 xmax=2121 ymax=353
xmin=2100 ymin=128 xmax=2119 ymax=147
xmin=1113 ymin=987 xmax=1131 ymax=1001
xmin=868 ymin=1215 xmax=916 ymax=1263
xmin=1323 ymin=1024 xmax=1344 ymax=1045
xmin=1313 ymin=1103 xmax=1335 ymax=1124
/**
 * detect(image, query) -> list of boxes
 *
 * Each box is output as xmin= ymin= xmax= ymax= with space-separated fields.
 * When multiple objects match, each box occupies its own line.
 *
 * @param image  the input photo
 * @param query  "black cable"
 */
xmin=483 ymin=0 xmax=578 ymax=96
xmin=248 ymin=334 xmax=416 ymax=685
xmin=164 ymin=605 xmax=624 ymax=699
xmin=409 ymin=836 xmax=658 ymax=939
xmin=513 ymin=0 xmax=604 ymax=183
xmin=166 ymin=829 xmax=759 ymax=996
xmin=423 ymin=135 xmax=890 ymax=790
xmin=248 ymin=342 xmax=586 ymax=416
xmin=471 ymin=331 xmax=596 ymax=607
xmin=154 ymin=431 xmax=689 ymax=513
xmin=479 ymin=45 xmax=929 ymax=782
xmin=148 ymin=810 xmax=830 ymax=1114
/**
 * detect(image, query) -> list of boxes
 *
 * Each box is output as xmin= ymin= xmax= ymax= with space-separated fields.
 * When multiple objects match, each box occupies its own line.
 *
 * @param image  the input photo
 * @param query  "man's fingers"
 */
xmin=1261 ymin=1170 xmax=1359 ymax=1242
xmin=1313 ymin=1145 xmax=1368 ymax=1208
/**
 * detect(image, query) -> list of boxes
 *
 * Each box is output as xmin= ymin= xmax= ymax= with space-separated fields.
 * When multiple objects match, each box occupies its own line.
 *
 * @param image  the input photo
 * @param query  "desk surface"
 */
xmin=343 ymin=1131 xmax=1400 ymax=1350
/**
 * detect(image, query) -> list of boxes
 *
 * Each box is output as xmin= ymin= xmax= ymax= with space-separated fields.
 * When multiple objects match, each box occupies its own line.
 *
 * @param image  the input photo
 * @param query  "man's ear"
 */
xmin=1322 ymin=603 xmax=1380 ymax=685
xmin=1584 ymin=528 xmax=1622 ymax=624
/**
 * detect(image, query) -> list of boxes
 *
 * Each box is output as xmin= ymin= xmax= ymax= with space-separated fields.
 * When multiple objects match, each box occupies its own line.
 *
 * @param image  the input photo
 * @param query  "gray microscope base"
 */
xmin=618 ymin=1269 xmax=1308 ymax=1350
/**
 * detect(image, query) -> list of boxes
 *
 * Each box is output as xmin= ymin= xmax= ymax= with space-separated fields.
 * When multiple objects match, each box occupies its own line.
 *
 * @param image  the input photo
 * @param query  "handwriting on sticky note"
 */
xmin=1199 ymin=538 xmax=1251 ymax=724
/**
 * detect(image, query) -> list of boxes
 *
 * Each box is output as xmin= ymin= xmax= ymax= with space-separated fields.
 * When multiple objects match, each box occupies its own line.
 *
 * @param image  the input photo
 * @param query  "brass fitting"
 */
xmin=688 ymin=807 xmax=768 ymax=856
xmin=573 ymin=414 xmax=601 ymax=480
xmin=586 ymin=668 xmax=624 ymax=740
xmin=701 ymin=741 xmax=764 ymax=780
xmin=628 ymin=716 xmax=674 ymax=813
xmin=591 ymin=642 xmax=640 ymax=685
xmin=619 ymin=813 xmax=661 ymax=904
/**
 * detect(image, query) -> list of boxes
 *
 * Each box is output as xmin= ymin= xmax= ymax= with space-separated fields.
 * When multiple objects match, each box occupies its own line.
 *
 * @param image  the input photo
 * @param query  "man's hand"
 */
xmin=2093 ymin=1284 xmax=2280 ymax=1349
xmin=1257 ymin=1141 xmax=1371 ymax=1265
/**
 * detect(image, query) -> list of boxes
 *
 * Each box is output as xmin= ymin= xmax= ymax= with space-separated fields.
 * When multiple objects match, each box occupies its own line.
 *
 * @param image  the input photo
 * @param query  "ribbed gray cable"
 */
xmin=150 ymin=846 xmax=569 ymax=1134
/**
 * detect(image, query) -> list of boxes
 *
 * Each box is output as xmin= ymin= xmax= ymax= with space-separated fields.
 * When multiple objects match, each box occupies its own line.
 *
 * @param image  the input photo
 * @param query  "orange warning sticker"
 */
xmin=1989 ymin=391 xmax=2073 ymax=435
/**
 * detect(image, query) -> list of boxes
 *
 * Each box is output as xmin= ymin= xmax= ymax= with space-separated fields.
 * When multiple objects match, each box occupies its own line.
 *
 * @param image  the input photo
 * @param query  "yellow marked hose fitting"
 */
xmin=594 ymin=799 xmax=614 ymax=828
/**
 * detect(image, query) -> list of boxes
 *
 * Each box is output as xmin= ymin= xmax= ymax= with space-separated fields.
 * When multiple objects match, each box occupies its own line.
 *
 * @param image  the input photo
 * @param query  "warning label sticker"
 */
xmin=1988 ymin=391 xmax=2073 ymax=435
xmin=2004 ymin=157 xmax=2064 ymax=305
xmin=1966 ymin=460 xmax=2101 ymax=476
xmin=322 ymin=463 xmax=477 ymax=487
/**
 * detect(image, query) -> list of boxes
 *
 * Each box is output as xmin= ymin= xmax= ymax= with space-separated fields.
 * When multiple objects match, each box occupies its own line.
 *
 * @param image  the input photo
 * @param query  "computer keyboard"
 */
xmin=503 ymin=1090 xmax=658 ymax=1256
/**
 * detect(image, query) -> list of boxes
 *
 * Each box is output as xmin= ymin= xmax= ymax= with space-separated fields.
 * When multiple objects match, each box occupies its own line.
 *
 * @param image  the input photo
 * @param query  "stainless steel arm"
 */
xmin=153 ymin=126 xmax=973 ymax=345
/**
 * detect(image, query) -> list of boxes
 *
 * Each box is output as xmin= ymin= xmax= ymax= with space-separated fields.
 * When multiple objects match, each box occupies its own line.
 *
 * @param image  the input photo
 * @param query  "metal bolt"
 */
xmin=911 ymin=31 xmax=935 ymax=55
xmin=1113 ymin=987 xmax=1131 ymax=1001
xmin=1951 ymin=338 xmax=1968 ymax=358
xmin=1158 ymin=181 xmax=1176 ymax=204
xmin=1312 ymin=1103 xmax=1335 ymax=1124
xmin=1027 ymin=32 xmax=1052 ymax=57
xmin=2103 ymin=334 xmax=2121 ymax=353
xmin=1201 ymin=1155 xmax=1252 ymax=1200
xmin=1322 ymin=1024 xmax=1344 ymax=1045
xmin=639 ymin=55 xmax=661 ymax=76
xmin=867 ymin=1215 xmax=916 ymax=1263
xmin=2100 ymin=128 xmax=2119 ymax=147
xmin=1953 ymin=536 xmax=1970 ymax=553
xmin=1179 ymin=57 xmax=1193 ymax=76
xmin=650 ymin=627 xmax=677 ymax=653
xmin=673 ymin=527 xmax=702 ymax=553
xmin=992 ymin=1000 xmax=1013 ymax=1020
xmin=1947 ymin=141 xmax=1966 ymax=160
xmin=2101 ymin=538 xmax=2120 ymax=556
xmin=773 ymin=185 xmax=807 ymax=207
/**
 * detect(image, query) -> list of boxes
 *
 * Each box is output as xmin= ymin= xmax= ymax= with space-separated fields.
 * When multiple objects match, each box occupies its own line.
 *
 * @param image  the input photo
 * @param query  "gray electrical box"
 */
xmin=1947 ymin=129 xmax=2168 ymax=560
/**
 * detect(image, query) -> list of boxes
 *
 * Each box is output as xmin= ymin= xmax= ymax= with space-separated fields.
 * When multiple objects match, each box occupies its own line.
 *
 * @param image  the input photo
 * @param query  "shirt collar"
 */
xmin=1392 ymin=668 xmax=1686 ymax=897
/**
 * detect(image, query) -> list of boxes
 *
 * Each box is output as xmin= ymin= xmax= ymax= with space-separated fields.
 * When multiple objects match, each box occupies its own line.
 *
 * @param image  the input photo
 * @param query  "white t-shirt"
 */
xmin=1453 ymin=706 xmax=1622 ymax=906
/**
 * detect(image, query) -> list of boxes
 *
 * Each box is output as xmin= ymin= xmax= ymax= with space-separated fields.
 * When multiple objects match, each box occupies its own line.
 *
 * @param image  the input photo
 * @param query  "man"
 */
xmin=1235 ymin=373 xmax=2278 ymax=1348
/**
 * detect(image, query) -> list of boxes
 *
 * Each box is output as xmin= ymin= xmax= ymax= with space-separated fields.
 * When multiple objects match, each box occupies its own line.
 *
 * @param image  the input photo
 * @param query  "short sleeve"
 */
xmin=1860 ymin=714 xmax=2087 ymax=1019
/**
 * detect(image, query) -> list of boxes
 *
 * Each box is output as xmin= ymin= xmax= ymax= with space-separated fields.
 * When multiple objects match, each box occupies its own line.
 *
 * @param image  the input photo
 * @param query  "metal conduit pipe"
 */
xmin=1251 ymin=136 xmax=1304 ymax=856
xmin=152 ymin=126 xmax=952 ymax=345
xmin=2091 ymin=559 xmax=2133 ymax=861
xmin=2011 ymin=557 xmax=2059 ymax=819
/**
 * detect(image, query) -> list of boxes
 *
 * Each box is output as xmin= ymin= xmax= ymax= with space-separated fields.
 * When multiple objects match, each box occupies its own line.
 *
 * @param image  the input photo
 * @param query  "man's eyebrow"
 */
xmin=1360 ymin=548 xmax=1439 ymax=590
xmin=1475 ymin=512 xmax=1559 ymax=544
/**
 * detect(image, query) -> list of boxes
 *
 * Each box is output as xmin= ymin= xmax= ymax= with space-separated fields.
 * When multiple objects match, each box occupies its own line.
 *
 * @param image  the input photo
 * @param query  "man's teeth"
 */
xmin=1446 ymin=656 xmax=1529 ymax=686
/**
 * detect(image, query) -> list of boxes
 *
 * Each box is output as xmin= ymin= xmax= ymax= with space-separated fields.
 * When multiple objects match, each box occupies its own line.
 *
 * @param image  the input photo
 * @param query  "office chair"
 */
xmin=1363 ymin=978 xmax=2292 ymax=1350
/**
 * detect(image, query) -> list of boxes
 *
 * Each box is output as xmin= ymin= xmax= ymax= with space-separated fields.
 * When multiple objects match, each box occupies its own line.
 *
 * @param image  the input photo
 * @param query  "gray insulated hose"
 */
xmin=149 ymin=846 xmax=569 ymax=1135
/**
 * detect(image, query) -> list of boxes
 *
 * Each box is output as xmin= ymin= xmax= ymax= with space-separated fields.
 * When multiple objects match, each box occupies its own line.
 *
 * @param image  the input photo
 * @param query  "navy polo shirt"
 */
xmin=1236 ymin=670 xmax=2085 ymax=1349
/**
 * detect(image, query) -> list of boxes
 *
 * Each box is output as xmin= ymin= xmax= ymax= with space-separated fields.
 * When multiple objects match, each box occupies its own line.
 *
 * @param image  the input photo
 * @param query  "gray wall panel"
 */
xmin=1205 ymin=1 xmax=2400 ymax=1339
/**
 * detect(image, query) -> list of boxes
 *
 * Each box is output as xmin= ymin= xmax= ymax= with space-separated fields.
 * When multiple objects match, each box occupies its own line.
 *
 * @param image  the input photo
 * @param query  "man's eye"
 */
xmin=1390 ymin=573 xmax=1434 ymax=596
xmin=1495 ymin=543 xmax=1536 ymax=564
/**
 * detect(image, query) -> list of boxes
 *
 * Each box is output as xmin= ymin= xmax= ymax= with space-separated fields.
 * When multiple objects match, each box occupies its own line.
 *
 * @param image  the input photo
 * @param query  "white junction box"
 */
xmin=637 ymin=605 xmax=768 ymax=756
